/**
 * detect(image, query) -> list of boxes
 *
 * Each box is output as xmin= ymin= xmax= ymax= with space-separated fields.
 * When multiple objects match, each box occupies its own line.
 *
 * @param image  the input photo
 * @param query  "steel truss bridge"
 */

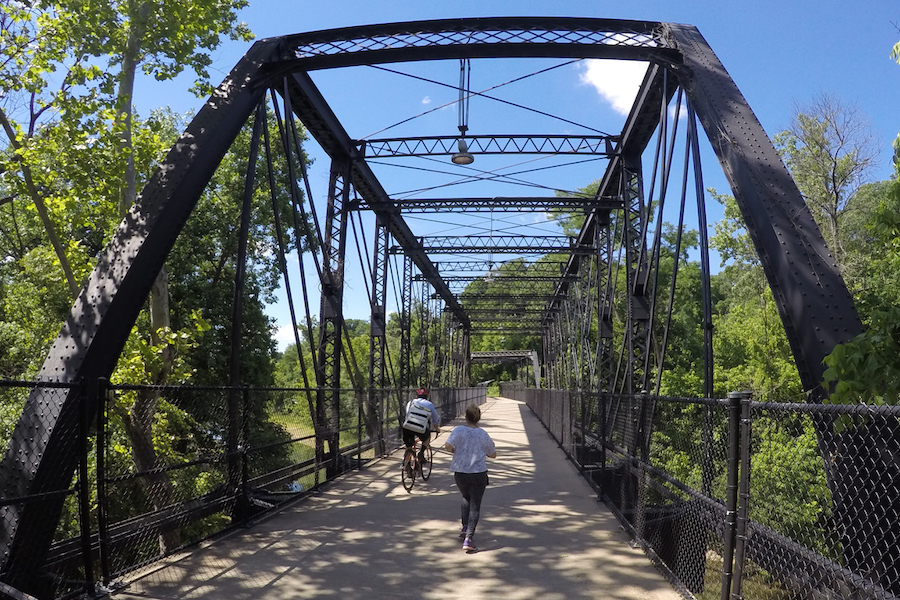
xmin=2 ymin=16 xmax=889 ymax=600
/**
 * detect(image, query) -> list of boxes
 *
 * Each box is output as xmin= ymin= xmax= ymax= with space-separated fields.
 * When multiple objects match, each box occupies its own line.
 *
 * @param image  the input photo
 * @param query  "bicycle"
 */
xmin=401 ymin=430 xmax=437 ymax=492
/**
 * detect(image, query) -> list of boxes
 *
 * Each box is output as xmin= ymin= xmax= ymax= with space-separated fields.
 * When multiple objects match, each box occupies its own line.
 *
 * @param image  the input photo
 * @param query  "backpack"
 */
xmin=402 ymin=400 xmax=431 ymax=433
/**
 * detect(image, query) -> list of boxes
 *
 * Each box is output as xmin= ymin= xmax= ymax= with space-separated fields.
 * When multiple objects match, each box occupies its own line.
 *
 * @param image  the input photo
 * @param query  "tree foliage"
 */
xmin=774 ymin=94 xmax=877 ymax=279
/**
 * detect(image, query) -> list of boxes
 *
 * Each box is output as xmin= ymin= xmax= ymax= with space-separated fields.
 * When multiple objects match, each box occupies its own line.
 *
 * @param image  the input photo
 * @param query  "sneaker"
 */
xmin=462 ymin=537 xmax=477 ymax=553
xmin=459 ymin=526 xmax=467 ymax=539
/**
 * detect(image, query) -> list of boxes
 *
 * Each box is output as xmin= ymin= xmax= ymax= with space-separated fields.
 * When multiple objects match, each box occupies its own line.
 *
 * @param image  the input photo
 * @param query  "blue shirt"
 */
xmin=446 ymin=425 xmax=495 ymax=473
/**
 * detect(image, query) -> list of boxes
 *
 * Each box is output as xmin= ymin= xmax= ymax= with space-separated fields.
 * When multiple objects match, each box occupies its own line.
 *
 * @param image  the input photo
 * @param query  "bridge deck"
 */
xmin=111 ymin=397 xmax=682 ymax=600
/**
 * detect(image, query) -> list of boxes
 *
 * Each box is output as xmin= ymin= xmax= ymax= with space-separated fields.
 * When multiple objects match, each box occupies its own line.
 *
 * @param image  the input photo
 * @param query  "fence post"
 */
xmin=95 ymin=378 xmax=110 ymax=585
xmin=721 ymin=391 xmax=742 ymax=600
xmin=599 ymin=392 xmax=607 ymax=500
xmin=632 ymin=390 xmax=650 ymax=543
xmin=241 ymin=385 xmax=251 ymax=509
xmin=357 ymin=388 xmax=363 ymax=471
xmin=78 ymin=378 xmax=95 ymax=596
xmin=731 ymin=390 xmax=753 ymax=599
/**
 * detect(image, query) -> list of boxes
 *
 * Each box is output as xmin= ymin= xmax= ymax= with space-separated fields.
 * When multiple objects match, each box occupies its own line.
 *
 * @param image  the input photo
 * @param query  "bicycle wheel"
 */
xmin=401 ymin=448 xmax=416 ymax=492
xmin=421 ymin=444 xmax=434 ymax=481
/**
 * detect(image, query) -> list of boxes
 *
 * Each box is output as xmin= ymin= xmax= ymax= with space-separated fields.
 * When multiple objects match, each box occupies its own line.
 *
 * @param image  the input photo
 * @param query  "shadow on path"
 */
xmin=113 ymin=398 xmax=682 ymax=600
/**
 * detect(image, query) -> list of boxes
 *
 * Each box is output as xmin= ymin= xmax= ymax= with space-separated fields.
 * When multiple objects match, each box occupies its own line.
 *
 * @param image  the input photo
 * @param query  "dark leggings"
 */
xmin=454 ymin=471 xmax=488 ymax=538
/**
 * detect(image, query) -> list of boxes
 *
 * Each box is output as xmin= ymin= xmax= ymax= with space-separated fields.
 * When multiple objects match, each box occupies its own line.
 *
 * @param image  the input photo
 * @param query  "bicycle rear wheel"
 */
xmin=421 ymin=444 xmax=434 ymax=481
xmin=401 ymin=448 xmax=416 ymax=492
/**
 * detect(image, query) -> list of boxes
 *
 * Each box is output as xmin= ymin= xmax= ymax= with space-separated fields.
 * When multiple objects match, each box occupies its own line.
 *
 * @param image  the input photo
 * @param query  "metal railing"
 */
xmin=502 ymin=383 xmax=900 ymax=600
xmin=0 ymin=379 xmax=486 ymax=599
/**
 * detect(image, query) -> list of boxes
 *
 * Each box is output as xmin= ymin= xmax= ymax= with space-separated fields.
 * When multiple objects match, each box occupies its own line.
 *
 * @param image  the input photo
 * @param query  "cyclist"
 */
xmin=402 ymin=388 xmax=441 ymax=467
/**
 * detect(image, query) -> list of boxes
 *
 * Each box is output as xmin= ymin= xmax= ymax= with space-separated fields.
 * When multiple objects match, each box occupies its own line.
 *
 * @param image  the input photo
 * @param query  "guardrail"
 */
xmin=0 ymin=380 xmax=486 ymax=599
xmin=502 ymin=385 xmax=900 ymax=600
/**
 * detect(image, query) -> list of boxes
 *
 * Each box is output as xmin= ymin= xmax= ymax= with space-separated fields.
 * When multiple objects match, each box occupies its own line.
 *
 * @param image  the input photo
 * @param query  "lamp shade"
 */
xmin=451 ymin=138 xmax=474 ymax=165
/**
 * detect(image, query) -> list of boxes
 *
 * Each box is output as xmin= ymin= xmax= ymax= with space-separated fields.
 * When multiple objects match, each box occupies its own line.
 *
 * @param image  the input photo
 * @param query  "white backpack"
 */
xmin=402 ymin=400 xmax=431 ymax=434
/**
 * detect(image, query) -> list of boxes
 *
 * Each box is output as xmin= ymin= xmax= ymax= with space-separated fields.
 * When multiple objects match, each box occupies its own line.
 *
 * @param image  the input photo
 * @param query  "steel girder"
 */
xmin=315 ymin=159 xmax=351 ymax=476
xmin=371 ymin=197 xmax=623 ymax=213
xmin=367 ymin=220 xmax=389 ymax=455
xmin=459 ymin=294 xmax=559 ymax=303
xmin=399 ymin=255 xmax=414 ymax=389
xmin=542 ymin=63 xmax=674 ymax=397
xmin=362 ymin=134 xmax=613 ymax=157
xmin=405 ymin=236 xmax=595 ymax=255
xmin=0 ymin=17 xmax=863 ymax=591
xmin=275 ymin=17 xmax=681 ymax=70
xmin=435 ymin=260 xmax=568 ymax=273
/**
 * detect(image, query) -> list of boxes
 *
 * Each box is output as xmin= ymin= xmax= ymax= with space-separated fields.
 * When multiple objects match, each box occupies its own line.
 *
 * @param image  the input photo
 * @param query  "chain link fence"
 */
xmin=0 ymin=379 xmax=486 ymax=599
xmin=504 ymin=385 xmax=900 ymax=600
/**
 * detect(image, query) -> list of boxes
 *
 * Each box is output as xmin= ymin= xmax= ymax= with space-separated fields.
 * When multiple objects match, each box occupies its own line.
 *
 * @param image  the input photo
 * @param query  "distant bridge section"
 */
xmin=471 ymin=350 xmax=541 ymax=388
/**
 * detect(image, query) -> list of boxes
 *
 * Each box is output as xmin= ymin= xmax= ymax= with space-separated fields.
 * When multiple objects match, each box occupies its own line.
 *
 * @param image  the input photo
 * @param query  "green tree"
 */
xmin=774 ymin=94 xmax=878 ymax=281
xmin=708 ymin=190 xmax=803 ymax=401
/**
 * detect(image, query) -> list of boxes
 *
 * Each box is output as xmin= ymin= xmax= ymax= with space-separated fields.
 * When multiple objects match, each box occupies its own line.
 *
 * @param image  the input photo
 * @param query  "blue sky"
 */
xmin=133 ymin=1 xmax=900 ymax=349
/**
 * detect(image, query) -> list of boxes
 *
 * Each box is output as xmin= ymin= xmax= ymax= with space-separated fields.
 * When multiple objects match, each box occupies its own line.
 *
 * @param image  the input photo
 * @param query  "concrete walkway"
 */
xmin=112 ymin=397 xmax=683 ymax=600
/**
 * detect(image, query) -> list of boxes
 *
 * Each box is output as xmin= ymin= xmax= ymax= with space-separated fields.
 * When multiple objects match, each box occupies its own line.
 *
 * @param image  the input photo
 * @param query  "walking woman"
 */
xmin=445 ymin=404 xmax=496 ymax=553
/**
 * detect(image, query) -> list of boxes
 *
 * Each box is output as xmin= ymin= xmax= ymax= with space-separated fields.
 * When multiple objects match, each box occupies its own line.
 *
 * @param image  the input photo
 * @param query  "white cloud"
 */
xmin=421 ymin=96 xmax=431 ymax=105
xmin=275 ymin=323 xmax=297 ymax=351
xmin=579 ymin=60 xmax=649 ymax=116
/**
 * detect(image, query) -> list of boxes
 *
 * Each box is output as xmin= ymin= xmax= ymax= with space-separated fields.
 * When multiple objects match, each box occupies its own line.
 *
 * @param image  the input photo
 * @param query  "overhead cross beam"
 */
xmin=367 ymin=196 xmax=623 ymax=213
xmin=361 ymin=134 xmax=614 ymax=157
xmin=398 ymin=236 xmax=595 ymax=255
xmin=434 ymin=260 xmax=569 ymax=273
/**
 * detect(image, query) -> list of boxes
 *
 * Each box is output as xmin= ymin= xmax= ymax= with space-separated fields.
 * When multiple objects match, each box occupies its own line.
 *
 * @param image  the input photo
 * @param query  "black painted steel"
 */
xmin=371 ymin=196 xmax=622 ymax=213
xmin=362 ymin=134 xmax=613 ymax=157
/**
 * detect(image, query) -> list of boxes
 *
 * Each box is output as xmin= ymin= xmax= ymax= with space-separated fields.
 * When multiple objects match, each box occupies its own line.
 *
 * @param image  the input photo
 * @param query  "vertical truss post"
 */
xmin=446 ymin=317 xmax=457 ymax=387
xmin=540 ymin=324 xmax=553 ymax=390
xmin=574 ymin=254 xmax=595 ymax=391
xmin=416 ymin=282 xmax=430 ymax=385
xmin=433 ymin=310 xmax=447 ymax=387
xmin=553 ymin=319 xmax=565 ymax=390
xmin=317 ymin=158 xmax=351 ymax=477
xmin=551 ymin=320 xmax=561 ymax=390
xmin=620 ymin=152 xmax=650 ymax=542
xmin=399 ymin=254 xmax=413 ymax=391
xmin=622 ymin=154 xmax=650 ymax=403
xmin=228 ymin=102 xmax=262 ymax=515
xmin=596 ymin=216 xmax=615 ymax=396
xmin=461 ymin=327 xmax=471 ymax=386
xmin=432 ymin=300 xmax=447 ymax=387
xmin=368 ymin=218 xmax=389 ymax=456
xmin=562 ymin=296 xmax=575 ymax=391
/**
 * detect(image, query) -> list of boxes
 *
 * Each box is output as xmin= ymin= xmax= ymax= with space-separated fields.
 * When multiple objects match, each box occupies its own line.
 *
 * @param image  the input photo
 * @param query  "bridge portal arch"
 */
xmin=0 ymin=17 xmax=861 ymax=594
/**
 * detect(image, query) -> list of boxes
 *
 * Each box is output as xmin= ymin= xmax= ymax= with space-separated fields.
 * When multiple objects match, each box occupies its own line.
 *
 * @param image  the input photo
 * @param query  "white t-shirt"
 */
xmin=446 ymin=425 xmax=495 ymax=473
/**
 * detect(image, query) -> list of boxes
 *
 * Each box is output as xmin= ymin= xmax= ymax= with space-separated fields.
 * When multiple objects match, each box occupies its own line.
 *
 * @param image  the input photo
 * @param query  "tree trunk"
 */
xmin=115 ymin=2 xmax=181 ymax=553
xmin=0 ymin=107 xmax=80 ymax=299
xmin=120 ymin=388 xmax=182 ymax=553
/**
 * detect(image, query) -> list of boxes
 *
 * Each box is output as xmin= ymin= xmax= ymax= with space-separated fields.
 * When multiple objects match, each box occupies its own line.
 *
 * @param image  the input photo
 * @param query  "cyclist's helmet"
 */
xmin=416 ymin=388 xmax=429 ymax=398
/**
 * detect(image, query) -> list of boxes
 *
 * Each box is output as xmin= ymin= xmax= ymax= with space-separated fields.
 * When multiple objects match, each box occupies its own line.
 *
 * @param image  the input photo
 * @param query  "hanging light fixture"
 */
xmin=451 ymin=58 xmax=474 ymax=165
xmin=452 ymin=137 xmax=474 ymax=165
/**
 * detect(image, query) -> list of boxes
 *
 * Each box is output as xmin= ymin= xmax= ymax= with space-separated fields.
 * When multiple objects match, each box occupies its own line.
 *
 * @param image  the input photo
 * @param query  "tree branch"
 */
xmin=0 ymin=106 xmax=80 ymax=299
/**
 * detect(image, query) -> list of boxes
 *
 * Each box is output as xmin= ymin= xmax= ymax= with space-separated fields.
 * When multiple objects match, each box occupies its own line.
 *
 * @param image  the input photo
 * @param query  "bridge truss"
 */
xmin=0 ymin=16 xmax=864 ymax=597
